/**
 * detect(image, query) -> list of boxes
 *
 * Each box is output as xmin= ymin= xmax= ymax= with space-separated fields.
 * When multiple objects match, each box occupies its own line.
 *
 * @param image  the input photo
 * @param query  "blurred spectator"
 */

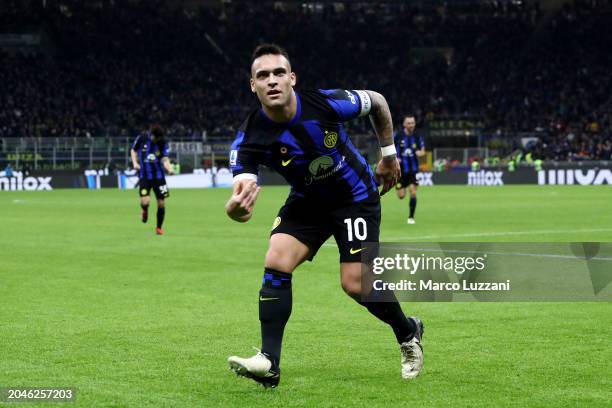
xmin=0 ymin=0 xmax=610 ymax=161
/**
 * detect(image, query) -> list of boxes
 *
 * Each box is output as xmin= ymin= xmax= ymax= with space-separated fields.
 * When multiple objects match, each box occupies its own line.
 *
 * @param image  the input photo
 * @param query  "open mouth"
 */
xmin=267 ymin=90 xmax=281 ymax=97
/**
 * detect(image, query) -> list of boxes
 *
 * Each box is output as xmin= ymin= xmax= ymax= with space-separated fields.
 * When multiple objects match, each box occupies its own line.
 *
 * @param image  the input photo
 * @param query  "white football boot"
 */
xmin=228 ymin=349 xmax=280 ymax=388
xmin=400 ymin=317 xmax=424 ymax=379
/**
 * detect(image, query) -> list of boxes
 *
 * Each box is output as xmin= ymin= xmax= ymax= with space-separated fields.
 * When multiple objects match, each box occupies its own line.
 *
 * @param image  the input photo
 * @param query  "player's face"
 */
xmin=403 ymin=117 xmax=416 ymax=134
xmin=250 ymin=54 xmax=296 ymax=109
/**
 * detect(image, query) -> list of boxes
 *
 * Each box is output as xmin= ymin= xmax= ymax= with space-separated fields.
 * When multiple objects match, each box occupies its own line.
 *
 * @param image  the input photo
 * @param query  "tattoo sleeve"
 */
xmin=366 ymin=91 xmax=395 ymax=148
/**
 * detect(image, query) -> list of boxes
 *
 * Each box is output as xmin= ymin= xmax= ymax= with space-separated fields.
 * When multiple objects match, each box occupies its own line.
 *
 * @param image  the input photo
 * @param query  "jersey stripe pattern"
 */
xmin=230 ymin=89 xmax=378 ymax=204
xmin=394 ymin=131 xmax=425 ymax=174
xmin=131 ymin=131 xmax=169 ymax=180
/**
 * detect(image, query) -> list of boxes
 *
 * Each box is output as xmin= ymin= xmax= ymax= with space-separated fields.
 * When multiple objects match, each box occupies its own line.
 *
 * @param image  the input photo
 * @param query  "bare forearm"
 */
xmin=367 ymin=91 xmax=394 ymax=148
xmin=162 ymin=158 xmax=173 ymax=173
xmin=130 ymin=150 xmax=139 ymax=165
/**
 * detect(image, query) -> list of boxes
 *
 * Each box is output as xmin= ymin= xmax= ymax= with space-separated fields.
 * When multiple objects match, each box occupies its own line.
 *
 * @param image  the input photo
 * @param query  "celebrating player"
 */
xmin=225 ymin=44 xmax=424 ymax=388
xmin=130 ymin=124 xmax=174 ymax=235
xmin=394 ymin=115 xmax=425 ymax=224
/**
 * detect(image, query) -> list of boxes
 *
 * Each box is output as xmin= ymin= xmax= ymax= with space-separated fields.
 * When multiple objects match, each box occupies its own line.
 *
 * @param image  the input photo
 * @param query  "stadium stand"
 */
xmin=0 ymin=0 xmax=610 ymax=161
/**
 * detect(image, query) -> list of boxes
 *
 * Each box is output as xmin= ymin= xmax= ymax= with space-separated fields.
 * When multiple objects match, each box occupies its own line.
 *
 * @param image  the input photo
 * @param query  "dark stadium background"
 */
xmin=1 ymin=1 xmax=610 ymax=407
xmin=1 ymin=0 xmax=610 ymax=174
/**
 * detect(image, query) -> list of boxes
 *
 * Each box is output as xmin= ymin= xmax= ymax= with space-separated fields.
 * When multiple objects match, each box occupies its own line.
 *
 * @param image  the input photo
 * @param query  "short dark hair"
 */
xmin=151 ymin=124 xmax=164 ymax=139
xmin=251 ymin=43 xmax=290 ymax=66
xmin=404 ymin=114 xmax=416 ymax=120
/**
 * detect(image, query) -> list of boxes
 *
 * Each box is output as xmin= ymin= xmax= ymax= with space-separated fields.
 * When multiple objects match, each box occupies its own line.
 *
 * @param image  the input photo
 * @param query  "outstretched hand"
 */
xmin=375 ymin=157 xmax=400 ymax=196
xmin=225 ymin=180 xmax=261 ymax=222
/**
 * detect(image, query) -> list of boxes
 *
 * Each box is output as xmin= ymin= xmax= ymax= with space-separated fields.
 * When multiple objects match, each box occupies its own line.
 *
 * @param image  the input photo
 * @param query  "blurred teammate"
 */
xmin=130 ymin=125 xmax=174 ymax=235
xmin=394 ymin=115 xmax=425 ymax=224
xmin=225 ymin=44 xmax=424 ymax=388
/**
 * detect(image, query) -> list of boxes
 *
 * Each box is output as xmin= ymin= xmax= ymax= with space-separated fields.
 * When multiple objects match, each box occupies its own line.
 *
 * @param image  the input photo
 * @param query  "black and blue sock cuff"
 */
xmin=262 ymin=268 xmax=292 ymax=289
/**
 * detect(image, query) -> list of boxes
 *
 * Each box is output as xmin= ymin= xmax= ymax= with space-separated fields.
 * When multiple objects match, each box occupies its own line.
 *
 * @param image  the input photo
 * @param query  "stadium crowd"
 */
xmin=1 ymin=0 xmax=610 ymax=161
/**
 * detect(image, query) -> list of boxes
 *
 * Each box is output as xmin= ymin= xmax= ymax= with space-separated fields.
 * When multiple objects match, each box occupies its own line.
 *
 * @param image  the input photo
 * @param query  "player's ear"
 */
xmin=290 ymin=72 xmax=296 ymax=87
xmin=250 ymin=77 xmax=257 ymax=93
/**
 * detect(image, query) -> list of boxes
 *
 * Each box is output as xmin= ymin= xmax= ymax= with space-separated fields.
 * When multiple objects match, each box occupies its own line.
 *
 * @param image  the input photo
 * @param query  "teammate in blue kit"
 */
xmin=394 ymin=115 xmax=425 ymax=224
xmin=225 ymin=44 xmax=424 ymax=387
xmin=130 ymin=125 xmax=174 ymax=235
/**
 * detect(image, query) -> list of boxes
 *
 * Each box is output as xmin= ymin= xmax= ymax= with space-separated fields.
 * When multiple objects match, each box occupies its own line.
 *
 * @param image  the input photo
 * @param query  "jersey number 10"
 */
xmin=344 ymin=218 xmax=367 ymax=241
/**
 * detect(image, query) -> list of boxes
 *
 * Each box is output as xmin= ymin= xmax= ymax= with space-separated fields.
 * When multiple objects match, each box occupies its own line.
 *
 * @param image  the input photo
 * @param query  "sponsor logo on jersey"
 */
xmin=146 ymin=153 xmax=157 ymax=162
xmin=305 ymin=155 xmax=345 ymax=185
xmin=308 ymin=155 xmax=334 ymax=176
xmin=323 ymin=131 xmax=338 ymax=148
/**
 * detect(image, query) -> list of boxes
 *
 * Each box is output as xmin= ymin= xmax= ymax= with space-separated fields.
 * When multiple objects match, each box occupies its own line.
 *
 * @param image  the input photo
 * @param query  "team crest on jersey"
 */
xmin=280 ymin=146 xmax=288 ymax=154
xmin=323 ymin=131 xmax=338 ymax=148
xmin=271 ymin=216 xmax=281 ymax=230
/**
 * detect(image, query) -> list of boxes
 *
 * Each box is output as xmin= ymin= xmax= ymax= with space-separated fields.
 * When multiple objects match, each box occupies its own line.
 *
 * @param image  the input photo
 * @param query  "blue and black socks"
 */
xmin=359 ymin=291 xmax=416 ymax=344
xmin=409 ymin=196 xmax=417 ymax=218
xmin=260 ymin=268 xmax=292 ymax=371
xmin=156 ymin=207 xmax=165 ymax=228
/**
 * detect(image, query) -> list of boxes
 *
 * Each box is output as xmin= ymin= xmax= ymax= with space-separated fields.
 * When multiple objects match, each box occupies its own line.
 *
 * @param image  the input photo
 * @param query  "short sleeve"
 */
xmin=229 ymin=130 xmax=259 ymax=182
xmin=131 ymin=134 xmax=142 ymax=150
xmin=394 ymin=132 xmax=401 ymax=151
xmin=418 ymin=136 xmax=425 ymax=150
xmin=318 ymin=89 xmax=372 ymax=122
xmin=161 ymin=141 xmax=169 ymax=157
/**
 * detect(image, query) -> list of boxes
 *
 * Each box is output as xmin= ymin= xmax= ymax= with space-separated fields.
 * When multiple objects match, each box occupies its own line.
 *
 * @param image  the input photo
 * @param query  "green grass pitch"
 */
xmin=1 ymin=185 xmax=611 ymax=407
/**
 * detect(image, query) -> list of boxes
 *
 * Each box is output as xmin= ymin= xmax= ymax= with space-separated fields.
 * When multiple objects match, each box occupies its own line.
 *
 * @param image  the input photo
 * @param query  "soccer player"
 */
xmin=225 ymin=44 xmax=424 ymax=388
xmin=394 ymin=115 xmax=425 ymax=224
xmin=130 ymin=124 xmax=174 ymax=235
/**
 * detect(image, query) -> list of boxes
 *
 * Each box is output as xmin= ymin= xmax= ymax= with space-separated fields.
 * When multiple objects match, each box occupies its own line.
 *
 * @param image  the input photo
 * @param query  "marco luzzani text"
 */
xmin=371 ymin=254 xmax=511 ymax=292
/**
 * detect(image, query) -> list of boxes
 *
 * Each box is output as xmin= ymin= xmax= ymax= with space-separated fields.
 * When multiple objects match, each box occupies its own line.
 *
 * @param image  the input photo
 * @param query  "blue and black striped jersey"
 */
xmin=132 ymin=131 xmax=169 ymax=181
xmin=394 ymin=131 xmax=425 ymax=174
xmin=230 ymin=89 xmax=377 ymax=204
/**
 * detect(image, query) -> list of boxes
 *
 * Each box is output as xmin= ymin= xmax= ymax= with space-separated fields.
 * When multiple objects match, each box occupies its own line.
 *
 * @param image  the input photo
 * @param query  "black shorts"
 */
xmin=139 ymin=178 xmax=170 ymax=199
xmin=270 ymin=195 xmax=380 ymax=263
xmin=396 ymin=172 xmax=418 ymax=189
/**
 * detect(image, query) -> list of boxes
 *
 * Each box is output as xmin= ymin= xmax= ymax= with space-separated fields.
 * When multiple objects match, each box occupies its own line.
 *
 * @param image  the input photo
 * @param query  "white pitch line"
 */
xmin=322 ymin=228 xmax=612 ymax=248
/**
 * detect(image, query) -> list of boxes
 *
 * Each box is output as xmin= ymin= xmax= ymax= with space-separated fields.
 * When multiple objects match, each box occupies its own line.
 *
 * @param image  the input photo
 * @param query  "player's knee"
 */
xmin=265 ymin=248 xmax=296 ymax=273
xmin=157 ymin=200 xmax=165 ymax=208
